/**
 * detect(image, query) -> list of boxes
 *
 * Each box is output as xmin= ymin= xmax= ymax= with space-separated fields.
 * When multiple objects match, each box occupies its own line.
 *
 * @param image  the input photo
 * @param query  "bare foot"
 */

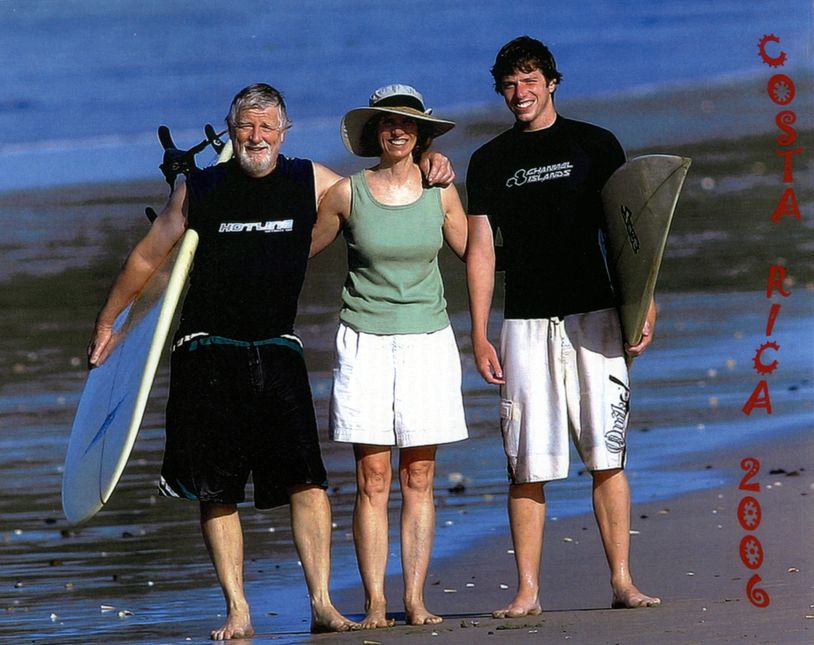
xmin=405 ymin=607 xmax=443 ymax=625
xmin=210 ymin=608 xmax=255 ymax=640
xmin=492 ymin=593 xmax=543 ymax=619
xmin=310 ymin=603 xmax=361 ymax=633
xmin=359 ymin=600 xmax=395 ymax=629
xmin=611 ymin=584 xmax=661 ymax=609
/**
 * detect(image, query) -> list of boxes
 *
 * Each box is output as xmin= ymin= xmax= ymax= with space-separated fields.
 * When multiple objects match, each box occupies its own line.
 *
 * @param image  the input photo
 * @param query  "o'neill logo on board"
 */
xmin=219 ymin=220 xmax=294 ymax=233
xmin=620 ymin=204 xmax=640 ymax=254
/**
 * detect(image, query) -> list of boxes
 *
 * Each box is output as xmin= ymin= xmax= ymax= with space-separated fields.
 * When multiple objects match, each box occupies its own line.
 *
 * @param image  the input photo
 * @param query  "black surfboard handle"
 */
xmin=150 ymin=122 xmax=229 ymax=227
xmin=157 ymin=124 xmax=176 ymax=151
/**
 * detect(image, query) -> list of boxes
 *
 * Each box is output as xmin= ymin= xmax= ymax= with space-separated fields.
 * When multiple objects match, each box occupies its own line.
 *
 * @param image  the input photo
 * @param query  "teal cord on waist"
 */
xmin=186 ymin=335 xmax=303 ymax=355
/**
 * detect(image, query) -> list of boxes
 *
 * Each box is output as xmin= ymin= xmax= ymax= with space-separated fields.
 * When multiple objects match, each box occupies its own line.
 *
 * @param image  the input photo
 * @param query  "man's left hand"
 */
xmin=420 ymin=151 xmax=455 ymax=186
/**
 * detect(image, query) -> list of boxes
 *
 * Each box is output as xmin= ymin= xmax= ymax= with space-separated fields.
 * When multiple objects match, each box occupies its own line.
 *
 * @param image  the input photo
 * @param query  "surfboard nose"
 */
xmin=600 ymin=154 xmax=691 ymax=347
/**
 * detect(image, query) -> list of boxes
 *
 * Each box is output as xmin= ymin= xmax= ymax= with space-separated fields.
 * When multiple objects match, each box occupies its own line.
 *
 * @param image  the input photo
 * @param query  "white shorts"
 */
xmin=330 ymin=323 xmax=468 ymax=448
xmin=499 ymin=308 xmax=629 ymax=483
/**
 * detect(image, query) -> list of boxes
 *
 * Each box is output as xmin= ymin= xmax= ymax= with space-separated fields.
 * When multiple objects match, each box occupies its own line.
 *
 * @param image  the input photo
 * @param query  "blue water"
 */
xmin=0 ymin=0 xmax=811 ymax=192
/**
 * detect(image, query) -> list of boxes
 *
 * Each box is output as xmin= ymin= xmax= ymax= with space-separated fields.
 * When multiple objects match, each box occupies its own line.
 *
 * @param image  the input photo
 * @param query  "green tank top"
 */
xmin=339 ymin=170 xmax=450 ymax=334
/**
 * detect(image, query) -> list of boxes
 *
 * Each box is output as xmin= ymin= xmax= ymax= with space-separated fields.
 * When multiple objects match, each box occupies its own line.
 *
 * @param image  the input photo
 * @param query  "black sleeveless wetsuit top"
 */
xmin=176 ymin=155 xmax=316 ymax=341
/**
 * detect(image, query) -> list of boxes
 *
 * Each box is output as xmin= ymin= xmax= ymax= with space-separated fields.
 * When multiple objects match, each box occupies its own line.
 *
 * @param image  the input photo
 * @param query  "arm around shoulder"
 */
xmin=310 ymin=177 xmax=350 ymax=258
xmin=419 ymin=150 xmax=455 ymax=186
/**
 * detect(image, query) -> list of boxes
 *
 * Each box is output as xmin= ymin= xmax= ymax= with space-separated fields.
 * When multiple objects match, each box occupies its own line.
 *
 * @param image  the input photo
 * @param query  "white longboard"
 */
xmin=62 ymin=230 xmax=198 ymax=525
xmin=601 ymin=155 xmax=691 ymax=346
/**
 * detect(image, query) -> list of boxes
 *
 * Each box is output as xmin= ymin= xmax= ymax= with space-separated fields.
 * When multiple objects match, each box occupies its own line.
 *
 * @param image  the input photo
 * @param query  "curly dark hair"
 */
xmin=490 ymin=36 xmax=563 ymax=94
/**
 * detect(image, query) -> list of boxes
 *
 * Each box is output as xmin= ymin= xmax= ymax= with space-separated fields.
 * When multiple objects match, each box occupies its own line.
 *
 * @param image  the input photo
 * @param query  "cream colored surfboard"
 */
xmin=601 ymin=155 xmax=691 ymax=346
xmin=62 ymin=230 xmax=198 ymax=525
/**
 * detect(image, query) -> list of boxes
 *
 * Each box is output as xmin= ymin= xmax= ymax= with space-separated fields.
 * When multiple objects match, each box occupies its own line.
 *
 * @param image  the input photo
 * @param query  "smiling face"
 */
xmin=231 ymin=106 xmax=287 ymax=177
xmin=375 ymin=113 xmax=419 ymax=161
xmin=500 ymin=67 xmax=558 ymax=131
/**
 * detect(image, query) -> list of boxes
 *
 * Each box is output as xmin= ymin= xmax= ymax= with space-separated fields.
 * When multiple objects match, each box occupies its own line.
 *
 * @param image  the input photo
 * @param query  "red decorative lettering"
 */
xmin=752 ymin=341 xmax=779 ymax=375
xmin=739 ymin=457 xmax=761 ymax=492
xmin=770 ymin=187 xmax=800 ymax=223
xmin=742 ymin=381 xmax=773 ymax=415
xmin=775 ymin=110 xmax=797 ymax=146
xmin=746 ymin=574 xmax=771 ymax=607
xmin=765 ymin=303 xmax=781 ymax=336
xmin=766 ymin=265 xmax=791 ymax=297
xmin=767 ymin=74 xmax=795 ymax=105
xmin=740 ymin=535 xmax=765 ymax=569
xmin=737 ymin=495 xmax=762 ymax=530
xmin=775 ymin=148 xmax=803 ymax=183
xmin=741 ymin=33 xmax=791 ymax=613
xmin=758 ymin=34 xmax=787 ymax=67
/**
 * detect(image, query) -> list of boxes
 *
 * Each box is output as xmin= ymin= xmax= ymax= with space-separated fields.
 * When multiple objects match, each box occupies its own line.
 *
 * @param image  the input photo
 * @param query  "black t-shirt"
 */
xmin=176 ymin=155 xmax=316 ymax=340
xmin=466 ymin=116 xmax=625 ymax=319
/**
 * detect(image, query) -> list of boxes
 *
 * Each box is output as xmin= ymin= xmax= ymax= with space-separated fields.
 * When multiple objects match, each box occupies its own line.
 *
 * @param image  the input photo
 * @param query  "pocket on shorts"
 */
xmin=330 ymin=364 xmax=353 ymax=424
xmin=499 ymin=399 xmax=521 ymax=459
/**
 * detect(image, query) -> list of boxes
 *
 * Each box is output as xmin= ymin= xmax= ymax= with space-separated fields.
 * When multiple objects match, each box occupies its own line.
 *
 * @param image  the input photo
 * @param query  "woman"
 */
xmin=310 ymin=84 xmax=468 ymax=628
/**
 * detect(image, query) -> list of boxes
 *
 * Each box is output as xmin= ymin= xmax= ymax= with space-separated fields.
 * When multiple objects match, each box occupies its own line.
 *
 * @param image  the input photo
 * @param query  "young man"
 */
xmin=465 ymin=37 xmax=660 ymax=617
xmin=87 ymin=83 xmax=453 ymax=640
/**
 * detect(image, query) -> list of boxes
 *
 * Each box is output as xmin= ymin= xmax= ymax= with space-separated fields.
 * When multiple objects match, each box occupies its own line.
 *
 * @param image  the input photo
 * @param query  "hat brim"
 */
xmin=340 ymin=106 xmax=455 ymax=157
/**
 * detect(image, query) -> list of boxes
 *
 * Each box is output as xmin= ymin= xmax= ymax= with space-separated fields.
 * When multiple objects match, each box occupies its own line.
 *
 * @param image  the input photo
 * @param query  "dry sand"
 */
xmin=303 ymin=430 xmax=814 ymax=645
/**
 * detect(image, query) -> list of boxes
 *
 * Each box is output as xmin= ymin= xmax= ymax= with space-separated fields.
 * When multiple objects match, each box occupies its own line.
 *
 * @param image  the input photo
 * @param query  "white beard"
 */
xmin=235 ymin=144 xmax=275 ymax=177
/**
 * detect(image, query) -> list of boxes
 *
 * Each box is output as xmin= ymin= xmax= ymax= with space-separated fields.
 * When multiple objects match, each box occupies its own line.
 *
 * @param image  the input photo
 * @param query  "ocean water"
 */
xmin=0 ymin=0 xmax=811 ymax=192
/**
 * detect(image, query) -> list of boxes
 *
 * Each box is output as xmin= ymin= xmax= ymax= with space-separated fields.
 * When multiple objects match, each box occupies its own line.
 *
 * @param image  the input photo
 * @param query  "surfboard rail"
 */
xmin=62 ymin=229 xmax=198 ymax=525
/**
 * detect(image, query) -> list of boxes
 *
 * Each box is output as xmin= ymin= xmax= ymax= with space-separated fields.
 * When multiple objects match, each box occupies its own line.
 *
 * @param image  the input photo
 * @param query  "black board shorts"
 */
xmin=159 ymin=336 xmax=328 ymax=509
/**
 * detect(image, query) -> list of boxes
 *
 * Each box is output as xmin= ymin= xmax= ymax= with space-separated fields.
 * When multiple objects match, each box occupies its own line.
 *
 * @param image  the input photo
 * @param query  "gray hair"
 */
xmin=226 ymin=83 xmax=292 ymax=133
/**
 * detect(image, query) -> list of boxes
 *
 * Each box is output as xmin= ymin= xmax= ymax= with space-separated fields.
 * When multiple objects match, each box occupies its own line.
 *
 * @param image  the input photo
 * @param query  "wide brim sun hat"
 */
xmin=341 ymin=84 xmax=455 ymax=157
